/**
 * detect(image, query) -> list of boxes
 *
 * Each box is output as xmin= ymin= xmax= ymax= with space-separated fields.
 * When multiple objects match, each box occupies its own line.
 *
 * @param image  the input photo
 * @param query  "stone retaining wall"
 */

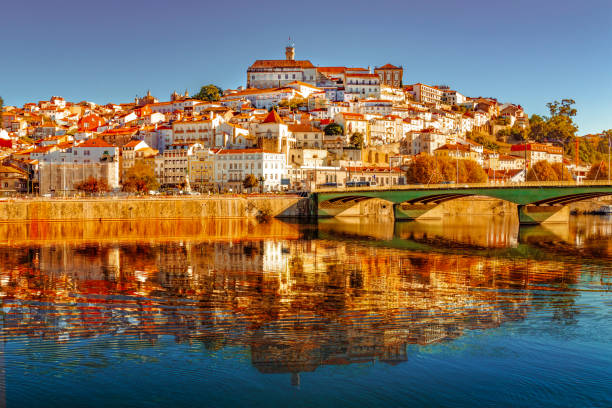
xmin=0 ymin=196 xmax=313 ymax=222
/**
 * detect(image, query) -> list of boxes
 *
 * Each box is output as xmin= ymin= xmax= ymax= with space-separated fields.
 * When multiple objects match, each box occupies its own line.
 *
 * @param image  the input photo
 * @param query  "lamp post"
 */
xmin=608 ymin=133 xmax=612 ymax=184
xmin=455 ymin=141 xmax=459 ymax=185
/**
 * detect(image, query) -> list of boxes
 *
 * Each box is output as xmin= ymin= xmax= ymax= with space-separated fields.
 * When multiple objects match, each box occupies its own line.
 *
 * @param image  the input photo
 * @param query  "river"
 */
xmin=0 ymin=215 xmax=611 ymax=407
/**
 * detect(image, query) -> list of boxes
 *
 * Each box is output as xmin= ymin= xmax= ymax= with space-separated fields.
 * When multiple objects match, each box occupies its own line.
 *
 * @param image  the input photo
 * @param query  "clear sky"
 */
xmin=1 ymin=0 xmax=611 ymax=134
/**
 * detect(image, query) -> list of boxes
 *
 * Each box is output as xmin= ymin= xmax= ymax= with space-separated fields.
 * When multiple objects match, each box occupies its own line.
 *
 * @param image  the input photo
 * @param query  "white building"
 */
xmin=246 ymin=45 xmax=317 ymax=89
xmin=214 ymin=148 xmax=287 ymax=192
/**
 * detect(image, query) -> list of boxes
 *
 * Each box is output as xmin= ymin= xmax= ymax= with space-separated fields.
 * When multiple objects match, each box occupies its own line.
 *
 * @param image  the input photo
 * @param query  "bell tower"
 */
xmin=285 ymin=37 xmax=295 ymax=60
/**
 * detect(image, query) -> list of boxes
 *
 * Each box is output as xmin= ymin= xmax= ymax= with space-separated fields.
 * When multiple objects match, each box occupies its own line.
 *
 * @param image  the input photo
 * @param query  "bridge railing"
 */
xmin=314 ymin=180 xmax=612 ymax=193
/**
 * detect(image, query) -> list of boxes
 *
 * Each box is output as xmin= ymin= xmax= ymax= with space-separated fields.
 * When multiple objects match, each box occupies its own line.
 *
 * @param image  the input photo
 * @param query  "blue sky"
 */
xmin=1 ymin=0 xmax=611 ymax=134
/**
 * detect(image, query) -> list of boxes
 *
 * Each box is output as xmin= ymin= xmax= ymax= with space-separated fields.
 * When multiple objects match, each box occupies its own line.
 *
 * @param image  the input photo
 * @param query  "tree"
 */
xmin=278 ymin=97 xmax=307 ymax=110
xmin=324 ymin=123 xmax=343 ymax=136
xmin=463 ymin=160 xmax=488 ymax=182
xmin=551 ymin=162 xmax=572 ymax=181
xmin=349 ymin=132 xmax=364 ymax=148
xmin=528 ymin=114 xmax=548 ymax=141
xmin=406 ymin=154 xmax=441 ymax=184
xmin=586 ymin=161 xmax=609 ymax=181
xmin=0 ymin=96 xmax=3 ymax=126
xmin=467 ymin=130 xmax=501 ymax=151
xmin=526 ymin=160 xmax=559 ymax=181
xmin=75 ymin=177 xmax=110 ymax=194
xmin=243 ymin=174 xmax=259 ymax=192
xmin=193 ymin=84 xmax=223 ymax=101
xmin=547 ymin=99 xmax=577 ymax=118
xmin=405 ymin=154 xmax=488 ymax=184
xmin=122 ymin=162 xmax=159 ymax=193
xmin=529 ymin=100 xmax=578 ymax=144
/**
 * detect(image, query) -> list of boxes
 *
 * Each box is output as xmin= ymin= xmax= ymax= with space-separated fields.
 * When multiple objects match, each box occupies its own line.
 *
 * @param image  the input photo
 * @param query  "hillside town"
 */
xmin=0 ymin=44 xmax=609 ymax=195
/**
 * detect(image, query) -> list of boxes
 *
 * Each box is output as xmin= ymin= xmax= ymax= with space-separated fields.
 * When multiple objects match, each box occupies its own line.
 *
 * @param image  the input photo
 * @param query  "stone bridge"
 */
xmin=314 ymin=182 xmax=612 ymax=224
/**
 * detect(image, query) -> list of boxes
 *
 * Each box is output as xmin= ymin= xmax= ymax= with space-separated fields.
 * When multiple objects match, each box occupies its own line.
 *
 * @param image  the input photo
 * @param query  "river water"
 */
xmin=0 ymin=215 xmax=611 ymax=407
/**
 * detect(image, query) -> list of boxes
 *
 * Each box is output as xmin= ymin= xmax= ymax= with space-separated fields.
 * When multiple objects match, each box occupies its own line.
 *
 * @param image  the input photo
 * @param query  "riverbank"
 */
xmin=0 ymin=195 xmax=312 ymax=221
xmin=1 ymin=194 xmax=610 ymax=222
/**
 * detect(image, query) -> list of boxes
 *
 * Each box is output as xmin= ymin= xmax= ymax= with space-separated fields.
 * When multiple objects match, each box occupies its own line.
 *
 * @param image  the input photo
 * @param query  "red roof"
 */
xmin=123 ymin=140 xmax=144 ymax=148
xmin=78 ymin=138 xmax=115 ymax=148
xmin=262 ymin=110 xmax=284 ymax=124
xmin=375 ymin=63 xmax=401 ymax=70
xmin=248 ymin=60 xmax=315 ymax=69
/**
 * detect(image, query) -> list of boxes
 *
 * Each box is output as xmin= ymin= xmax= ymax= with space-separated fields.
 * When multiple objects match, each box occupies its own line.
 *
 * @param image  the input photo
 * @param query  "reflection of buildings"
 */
xmin=0 ymin=220 xmax=596 ymax=384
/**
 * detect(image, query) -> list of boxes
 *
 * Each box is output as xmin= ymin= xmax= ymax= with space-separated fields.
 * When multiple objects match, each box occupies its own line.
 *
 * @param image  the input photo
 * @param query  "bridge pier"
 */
xmin=518 ymin=204 xmax=570 ymax=225
xmin=394 ymin=202 xmax=444 ymax=221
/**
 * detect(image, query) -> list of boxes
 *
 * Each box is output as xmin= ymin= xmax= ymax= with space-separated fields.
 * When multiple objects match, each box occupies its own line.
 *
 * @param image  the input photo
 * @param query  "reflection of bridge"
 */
xmin=314 ymin=182 xmax=612 ymax=224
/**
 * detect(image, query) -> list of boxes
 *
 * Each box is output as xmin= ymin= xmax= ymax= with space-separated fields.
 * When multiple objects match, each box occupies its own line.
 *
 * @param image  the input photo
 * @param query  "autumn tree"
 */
xmin=586 ymin=161 xmax=609 ymax=181
xmin=405 ymin=154 xmax=488 ymax=184
xmin=324 ymin=123 xmax=343 ymax=136
xmin=551 ymin=162 xmax=573 ymax=181
xmin=75 ymin=177 xmax=110 ymax=194
xmin=122 ymin=162 xmax=159 ymax=193
xmin=278 ymin=97 xmax=307 ymax=110
xmin=526 ymin=160 xmax=559 ymax=181
xmin=243 ymin=174 xmax=259 ymax=192
xmin=406 ymin=154 xmax=441 ymax=184
xmin=463 ymin=160 xmax=488 ymax=182
xmin=193 ymin=84 xmax=223 ymax=101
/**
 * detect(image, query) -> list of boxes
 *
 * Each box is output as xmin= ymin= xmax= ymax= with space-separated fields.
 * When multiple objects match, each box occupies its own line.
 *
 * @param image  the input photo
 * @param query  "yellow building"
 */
xmin=189 ymin=148 xmax=217 ymax=189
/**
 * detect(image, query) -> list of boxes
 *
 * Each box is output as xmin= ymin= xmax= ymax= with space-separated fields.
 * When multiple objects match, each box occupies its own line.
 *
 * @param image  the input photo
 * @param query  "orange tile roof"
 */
xmin=345 ymin=73 xmax=379 ymax=78
xmin=249 ymin=60 xmax=315 ymax=69
xmin=287 ymin=124 xmax=321 ymax=133
xmin=375 ymin=63 xmax=401 ymax=70
xmin=262 ymin=110 xmax=285 ymax=124
xmin=123 ymin=140 xmax=144 ymax=148
xmin=77 ymin=138 xmax=116 ymax=148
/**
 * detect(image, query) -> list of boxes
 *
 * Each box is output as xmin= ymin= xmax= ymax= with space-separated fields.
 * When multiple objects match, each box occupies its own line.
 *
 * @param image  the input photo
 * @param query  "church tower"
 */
xmin=285 ymin=38 xmax=295 ymax=60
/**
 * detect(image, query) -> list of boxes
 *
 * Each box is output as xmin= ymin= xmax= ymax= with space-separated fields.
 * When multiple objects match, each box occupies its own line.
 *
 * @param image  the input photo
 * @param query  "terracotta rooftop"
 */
xmin=77 ymin=138 xmax=115 ymax=148
xmin=262 ymin=110 xmax=285 ymax=124
xmin=248 ymin=60 xmax=315 ymax=69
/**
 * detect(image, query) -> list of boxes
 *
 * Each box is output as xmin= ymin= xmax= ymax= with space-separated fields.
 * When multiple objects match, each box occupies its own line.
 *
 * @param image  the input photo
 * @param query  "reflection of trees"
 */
xmin=0 ymin=235 xmax=592 ymax=381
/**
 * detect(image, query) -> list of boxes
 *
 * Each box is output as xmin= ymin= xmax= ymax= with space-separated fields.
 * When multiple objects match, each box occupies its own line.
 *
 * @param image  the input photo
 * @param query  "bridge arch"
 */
xmin=315 ymin=184 xmax=612 ymax=224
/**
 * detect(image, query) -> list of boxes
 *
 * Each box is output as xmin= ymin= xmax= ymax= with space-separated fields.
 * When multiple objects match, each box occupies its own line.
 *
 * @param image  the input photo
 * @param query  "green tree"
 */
xmin=193 ymin=84 xmax=223 ymax=101
xmin=547 ymin=99 xmax=577 ymax=118
xmin=586 ymin=161 xmax=609 ymax=181
xmin=349 ymin=132 xmax=364 ymax=148
xmin=0 ymin=96 xmax=3 ymax=127
xmin=528 ymin=114 xmax=548 ymax=141
xmin=498 ymin=124 xmax=529 ymax=142
xmin=467 ymin=130 xmax=501 ymax=151
xmin=243 ymin=174 xmax=259 ymax=192
xmin=526 ymin=160 xmax=559 ymax=181
xmin=530 ymin=100 xmax=578 ymax=144
xmin=324 ymin=123 xmax=343 ymax=136
xmin=122 ymin=162 xmax=159 ymax=193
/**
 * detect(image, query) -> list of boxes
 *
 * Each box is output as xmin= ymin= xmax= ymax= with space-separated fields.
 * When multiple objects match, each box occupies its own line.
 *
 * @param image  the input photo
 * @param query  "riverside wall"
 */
xmin=0 ymin=196 xmax=313 ymax=222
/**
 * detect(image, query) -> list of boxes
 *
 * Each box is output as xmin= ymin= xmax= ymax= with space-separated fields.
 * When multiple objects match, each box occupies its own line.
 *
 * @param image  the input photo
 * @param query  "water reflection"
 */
xmin=0 ymin=217 xmax=612 ymax=406
xmin=2 ymin=216 xmax=610 ymax=386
